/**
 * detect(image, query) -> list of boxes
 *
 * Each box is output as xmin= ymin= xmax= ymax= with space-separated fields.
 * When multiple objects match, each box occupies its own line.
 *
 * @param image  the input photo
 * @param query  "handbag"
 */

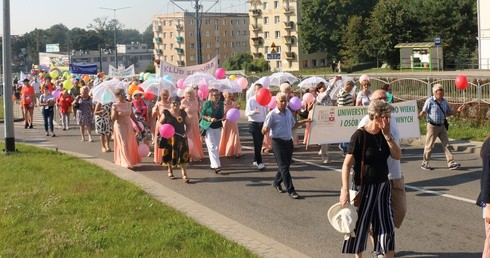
xmin=350 ymin=129 xmax=367 ymax=207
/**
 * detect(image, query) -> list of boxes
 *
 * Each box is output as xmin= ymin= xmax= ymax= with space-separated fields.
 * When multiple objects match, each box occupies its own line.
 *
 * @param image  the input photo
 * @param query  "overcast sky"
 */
xmin=1 ymin=0 xmax=248 ymax=35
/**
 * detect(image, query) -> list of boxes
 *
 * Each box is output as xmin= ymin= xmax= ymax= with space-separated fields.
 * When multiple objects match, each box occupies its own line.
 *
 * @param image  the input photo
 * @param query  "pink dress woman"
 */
xmin=153 ymin=99 xmax=170 ymax=164
xmin=181 ymin=95 xmax=204 ymax=161
xmin=219 ymin=100 xmax=242 ymax=157
xmin=112 ymin=101 xmax=141 ymax=168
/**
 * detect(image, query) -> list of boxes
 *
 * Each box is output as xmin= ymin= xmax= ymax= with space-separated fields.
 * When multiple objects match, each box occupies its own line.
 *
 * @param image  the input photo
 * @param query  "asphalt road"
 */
xmin=4 ymin=112 xmax=485 ymax=258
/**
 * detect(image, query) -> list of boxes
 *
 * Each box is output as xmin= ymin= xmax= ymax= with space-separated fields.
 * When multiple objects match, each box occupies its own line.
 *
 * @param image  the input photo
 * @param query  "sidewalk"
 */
xmin=3 ymin=110 xmax=308 ymax=258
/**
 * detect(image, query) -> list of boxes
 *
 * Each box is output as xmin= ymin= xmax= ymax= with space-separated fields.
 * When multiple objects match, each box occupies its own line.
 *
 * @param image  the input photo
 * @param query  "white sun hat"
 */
xmin=327 ymin=203 xmax=358 ymax=239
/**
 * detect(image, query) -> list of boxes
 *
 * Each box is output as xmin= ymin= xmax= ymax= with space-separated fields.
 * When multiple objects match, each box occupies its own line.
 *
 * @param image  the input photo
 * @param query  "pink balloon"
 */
xmin=177 ymin=78 xmax=186 ymax=89
xmin=302 ymin=93 xmax=315 ymax=104
xmin=159 ymin=124 xmax=175 ymax=139
xmin=137 ymin=144 xmax=150 ymax=157
xmin=198 ymin=81 xmax=208 ymax=92
xmin=187 ymin=138 xmax=194 ymax=150
xmin=215 ymin=68 xmax=226 ymax=79
xmin=289 ymin=96 xmax=301 ymax=111
xmin=197 ymin=89 xmax=208 ymax=100
xmin=268 ymin=96 xmax=276 ymax=110
xmin=52 ymin=89 xmax=60 ymax=99
xmin=225 ymin=108 xmax=240 ymax=122
xmin=236 ymin=77 xmax=249 ymax=89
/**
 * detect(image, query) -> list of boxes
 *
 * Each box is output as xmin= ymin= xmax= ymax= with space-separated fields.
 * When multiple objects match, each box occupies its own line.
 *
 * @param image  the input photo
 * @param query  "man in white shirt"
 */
xmin=358 ymin=89 xmax=406 ymax=229
xmin=245 ymin=83 xmax=268 ymax=170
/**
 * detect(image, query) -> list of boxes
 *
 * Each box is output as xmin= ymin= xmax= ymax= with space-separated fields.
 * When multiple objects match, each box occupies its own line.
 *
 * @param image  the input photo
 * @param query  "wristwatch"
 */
xmin=385 ymin=134 xmax=394 ymax=141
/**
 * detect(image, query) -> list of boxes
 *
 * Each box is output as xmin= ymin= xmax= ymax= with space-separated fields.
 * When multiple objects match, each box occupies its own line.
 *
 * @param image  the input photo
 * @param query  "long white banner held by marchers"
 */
xmin=159 ymin=57 xmax=218 ymax=80
xmin=307 ymin=100 xmax=420 ymax=145
xmin=108 ymin=64 xmax=135 ymax=78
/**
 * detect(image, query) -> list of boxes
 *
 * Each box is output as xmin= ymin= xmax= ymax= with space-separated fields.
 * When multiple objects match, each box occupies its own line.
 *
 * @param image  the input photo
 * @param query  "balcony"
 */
xmin=284 ymin=35 xmax=295 ymax=45
xmin=284 ymin=21 xmax=294 ymax=30
xmin=284 ymin=7 xmax=294 ymax=14
xmin=176 ymin=36 xmax=184 ymax=43
xmin=285 ymin=52 xmax=295 ymax=60
xmin=154 ymin=37 xmax=162 ymax=43
xmin=176 ymin=48 xmax=184 ymax=54
xmin=251 ymin=24 xmax=262 ymax=31
xmin=251 ymin=37 xmax=263 ymax=46
xmin=251 ymin=9 xmax=262 ymax=17
xmin=177 ymin=61 xmax=185 ymax=66
xmin=252 ymin=52 xmax=263 ymax=58
xmin=176 ymin=24 xmax=183 ymax=31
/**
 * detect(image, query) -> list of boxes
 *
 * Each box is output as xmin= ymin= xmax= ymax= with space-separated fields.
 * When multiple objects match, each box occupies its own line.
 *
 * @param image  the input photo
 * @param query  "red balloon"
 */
xmin=144 ymin=92 xmax=154 ymax=101
xmin=255 ymin=88 xmax=272 ymax=106
xmin=455 ymin=75 xmax=469 ymax=90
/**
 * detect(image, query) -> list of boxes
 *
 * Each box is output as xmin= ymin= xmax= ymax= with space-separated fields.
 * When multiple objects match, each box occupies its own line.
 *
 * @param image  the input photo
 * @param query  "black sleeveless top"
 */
xmin=163 ymin=109 xmax=187 ymax=135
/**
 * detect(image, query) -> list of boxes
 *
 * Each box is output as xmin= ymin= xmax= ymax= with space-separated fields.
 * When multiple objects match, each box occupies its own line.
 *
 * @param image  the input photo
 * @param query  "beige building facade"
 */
xmin=248 ymin=0 xmax=328 ymax=71
xmin=153 ymin=12 xmax=250 ymax=67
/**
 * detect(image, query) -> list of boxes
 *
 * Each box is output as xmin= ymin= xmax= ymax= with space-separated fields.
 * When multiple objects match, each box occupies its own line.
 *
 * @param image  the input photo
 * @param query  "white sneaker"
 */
xmin=322 ymin=158 xmax=329 ymax=164
xmin=257 ymin=163 xmax=266 ymax=170
xmin=318 ymin=149 xmax=322 ymax=155
xmin=252 ymin=161 xmax=258 ymax=166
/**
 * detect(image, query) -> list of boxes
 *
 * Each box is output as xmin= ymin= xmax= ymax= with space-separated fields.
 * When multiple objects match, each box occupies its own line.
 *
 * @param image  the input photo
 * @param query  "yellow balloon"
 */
xmin=63 ymin=80 xmax=74 ymax=90
xmin=229 ymin=75 xmax=236 ymax=80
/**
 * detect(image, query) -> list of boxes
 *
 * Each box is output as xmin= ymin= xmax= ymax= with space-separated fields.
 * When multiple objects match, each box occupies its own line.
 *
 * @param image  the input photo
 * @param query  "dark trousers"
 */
xmin=272 ymin=138 xmax=295 ymax=193
xmin=249 ymin=122 xmax=264 ymax=164
xmin=42 ymin=108 xmax=54 ymax=133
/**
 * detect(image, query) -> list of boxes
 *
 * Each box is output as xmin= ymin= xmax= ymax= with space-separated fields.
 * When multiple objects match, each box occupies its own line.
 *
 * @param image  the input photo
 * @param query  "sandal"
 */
xmin=167 ymin=172 xmax=175 ymax=179
xmin=183 ymin=176 xmax=190 ymax=183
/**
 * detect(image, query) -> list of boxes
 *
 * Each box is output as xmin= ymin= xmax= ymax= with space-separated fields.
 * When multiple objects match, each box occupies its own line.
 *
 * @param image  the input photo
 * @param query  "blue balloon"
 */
xmin=163 ymin=74 xmax=173 ymax=82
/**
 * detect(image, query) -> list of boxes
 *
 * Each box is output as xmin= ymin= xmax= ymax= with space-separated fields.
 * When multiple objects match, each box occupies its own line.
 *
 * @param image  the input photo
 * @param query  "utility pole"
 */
xmin=170 ymin=0 xmax=218 ymax=65
xmin=99 ymin=6 xmax=130 ymax=68
xmin=2 ymin=0 xmax=16 ymax=153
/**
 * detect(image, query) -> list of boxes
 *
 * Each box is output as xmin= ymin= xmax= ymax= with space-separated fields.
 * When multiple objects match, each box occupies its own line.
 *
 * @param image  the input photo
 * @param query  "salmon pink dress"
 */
xmin=113 ymin=101 xmax=141 ymax=168
xmin=181 ymin=97 xmax=204 ymax=161
xmin=153 ymin=101 xmax=170 ymax=164
xmin=219 ymin=100 xmax=242 ymax=157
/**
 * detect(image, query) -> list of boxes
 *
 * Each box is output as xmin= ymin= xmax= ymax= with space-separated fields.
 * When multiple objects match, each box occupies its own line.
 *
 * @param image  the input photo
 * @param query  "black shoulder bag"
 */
xmin=434 ymin=100 xmax=449 ymax=130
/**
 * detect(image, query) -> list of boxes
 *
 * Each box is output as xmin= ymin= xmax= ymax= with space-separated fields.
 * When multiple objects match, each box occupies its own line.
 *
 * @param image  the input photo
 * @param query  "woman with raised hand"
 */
xmin=73 ymin=86 xmax=94 ymax=142
xmin=219 ymin=90 xmax=243 ymax=158
xmin=200 ymin=88 xmax=225 ymax=173
xmin=339 ymin=99 xmax=401 ymax=258
xmin=181 ymin=87 xmax=204 ymax=162
xmin=152 ymin=89 xmax=171 ymax=164
xmin=158 ymin=96 xmax=191 ymax=183
xmin=111 ymin=88 xmax=142 ymax=169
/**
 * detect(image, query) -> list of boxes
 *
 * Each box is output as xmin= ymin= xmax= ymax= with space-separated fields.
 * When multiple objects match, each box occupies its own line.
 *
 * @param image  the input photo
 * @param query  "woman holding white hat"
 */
xmin=339 ymin=99 xmax=401 ymax=257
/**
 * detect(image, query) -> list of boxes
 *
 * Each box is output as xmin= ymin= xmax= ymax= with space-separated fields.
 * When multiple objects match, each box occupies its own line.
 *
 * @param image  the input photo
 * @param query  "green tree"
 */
xmin=141 ymin=24 xmax=154 ymax=47
xmin=222 ymin=52 xmax=253 ymax=71
xmin=365 ymin=0 xmax=422 ymax=68
xmin=339 ymin=15 xmax=367 ymax=67
xmin=244 ymin=57 xmax=269 ymax=73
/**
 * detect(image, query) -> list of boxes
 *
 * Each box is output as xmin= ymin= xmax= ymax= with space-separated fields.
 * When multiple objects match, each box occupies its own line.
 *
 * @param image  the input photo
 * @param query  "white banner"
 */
xmin=108 ymin=64 xmax=135 ymax=78
xmin=159 ymin=57 xmax=218 ymax=81
xmin=307 ymin=100 xmax=420 ymax=145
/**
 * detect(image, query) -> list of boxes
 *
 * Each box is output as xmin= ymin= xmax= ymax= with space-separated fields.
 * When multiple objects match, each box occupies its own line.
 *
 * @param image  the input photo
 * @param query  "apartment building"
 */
xmin=153 ymin=12 xmax=250 ymax=67
xmin=248 ymin=0 xmax=328 ymax=71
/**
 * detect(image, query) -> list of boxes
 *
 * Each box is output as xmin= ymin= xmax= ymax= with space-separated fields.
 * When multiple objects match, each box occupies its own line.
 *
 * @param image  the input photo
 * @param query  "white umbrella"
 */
xmin=140 ymin=78 xmax=177 ymax=97
xmin=328 ymin=75 xmax=355 ymax=100
xmin=210 ymin=78 xmax=242 ymax=93
xmin=268 ymin=72 xmax=299 ymax=86
xmin=298 ymin=76 xmax=328 ymax=89
xmin=91 ymin=79 xmax=125 ymax=104
xmin=183 ymin=72 xmax=218 ymax=88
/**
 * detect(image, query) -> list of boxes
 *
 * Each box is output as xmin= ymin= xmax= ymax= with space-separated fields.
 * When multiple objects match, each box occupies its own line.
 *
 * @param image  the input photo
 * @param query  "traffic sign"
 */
xmin=434 ymin=35 xmax=442 ymax=46
xmin=267 ymin=53 xmax=281 ymax=59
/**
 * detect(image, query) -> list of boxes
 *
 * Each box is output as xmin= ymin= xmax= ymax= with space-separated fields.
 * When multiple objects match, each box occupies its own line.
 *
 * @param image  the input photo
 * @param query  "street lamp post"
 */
xmin=99 ymin=6 xmax=130 ymax=68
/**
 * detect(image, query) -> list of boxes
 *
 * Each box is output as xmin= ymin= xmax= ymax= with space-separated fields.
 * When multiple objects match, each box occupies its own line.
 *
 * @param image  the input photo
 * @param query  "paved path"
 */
xmin=2 ymin=109 xmax=486 ymax=257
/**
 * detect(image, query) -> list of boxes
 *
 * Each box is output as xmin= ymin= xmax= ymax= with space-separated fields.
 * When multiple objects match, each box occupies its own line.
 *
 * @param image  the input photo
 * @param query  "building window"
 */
xmin=313 ymin=59 xmax=317 ymax=66
xmin=274 ymin=16 xmax=280 ymax=23
xmin=170 ymin=32 xmax=173 ymax=38
xmin=264 ymin=17 xmax=269 ymax=24
xmin=169 ymin=20 xmax=173 ymax=26
xmin=216 ymin=36 xmax=220 ymax=42
xmin=189 ymin=31 xmax=194 ymax=37
xmin=224 ymin=31 xmax=228 ymax=36
xmin=190 ymin=43 xmax=195 ymax=48
xmin=215 ymin=24 xmax=219 ymax=31
xmin=264 ymin=31 xmax=270 ymax=39
xmin=205 ymin=18 xmax=210 ymax=24
xmin=303 ymin=60 xmax=308 ymax=68
xmin=170 ymin=43 xmax=174 ymax=50
xmin=164 ymin=56 xmax=167 ymax=61
xmin=276 ymin=60 xmax=281 ymax=68
xmin=163 ymin=20 xmax=166 ymax=26
xmin=190 ymin=19 xmax=194 ymax=25
xmin=163 ymin=32 xmax=167 ymax=38
xmin=276 ymin=46 xmax=281 ymax=52
xmin=171 ymin=55 xmax=174 ymax=61
xmin=243 ymin=30 xmax=247 ymax=36
xmin=206 ymin=31 xmax=210 ymax=37
xmin=263 ymin=2 xmax=268 ymax=9
xmin=275 ymin=31 xmax=281 ymax=38
xmin=274 ymin=1 xmax=279 ymax=8
xmin=163 ymin=44 xmax=167 ymax=50
xmin=265 ymin=46 xmax=269 ymax=53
